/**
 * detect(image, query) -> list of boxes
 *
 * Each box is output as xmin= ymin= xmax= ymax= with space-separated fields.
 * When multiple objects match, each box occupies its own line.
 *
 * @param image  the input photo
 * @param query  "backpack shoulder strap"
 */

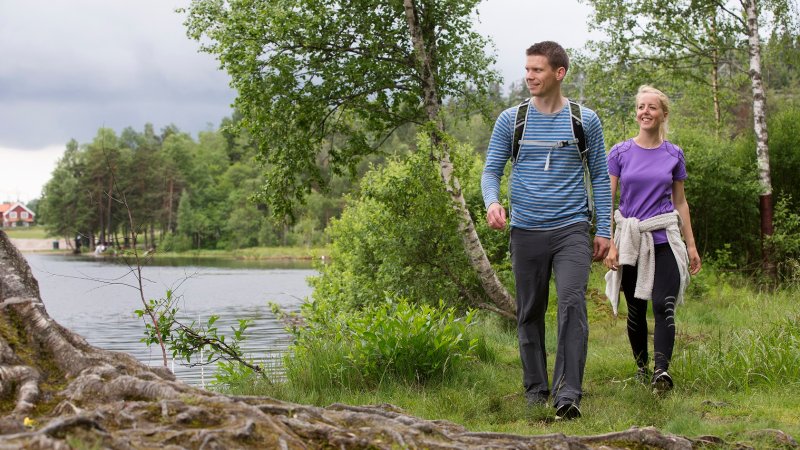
xmin=512 ymin=98 xmax=530 ymax=164
xmin=568 ymin=99 xmax=587 ymax=162
xmin=568 ymin=99 xmax=595 ymax=221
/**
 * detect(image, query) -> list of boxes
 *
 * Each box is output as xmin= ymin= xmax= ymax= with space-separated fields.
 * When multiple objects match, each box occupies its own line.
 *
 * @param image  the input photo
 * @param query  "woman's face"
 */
xmin=636 ymin=92 xmax=667 ymax=134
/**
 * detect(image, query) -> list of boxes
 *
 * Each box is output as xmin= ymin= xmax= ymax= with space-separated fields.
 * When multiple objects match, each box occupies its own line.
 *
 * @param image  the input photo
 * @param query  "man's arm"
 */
xmin=481 ymin=109 xmax=513 ymax=212
xmin=584 ymin=111 xmax=611 ymax=260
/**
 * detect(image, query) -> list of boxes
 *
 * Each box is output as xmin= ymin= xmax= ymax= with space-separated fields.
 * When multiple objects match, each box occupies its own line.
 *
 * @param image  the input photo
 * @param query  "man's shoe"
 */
xmin=652 ymin=370 xmax=674 ymax=394
xmin=555 ymin=402 xmax=582 ymax=420
xmin=525 ymin=392 xmax=549 ymax=407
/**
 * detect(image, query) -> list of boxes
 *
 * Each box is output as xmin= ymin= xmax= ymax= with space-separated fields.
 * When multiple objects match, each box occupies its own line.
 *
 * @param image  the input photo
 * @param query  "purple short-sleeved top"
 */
xmin=607 ymin=139 xmax=687 ymax=245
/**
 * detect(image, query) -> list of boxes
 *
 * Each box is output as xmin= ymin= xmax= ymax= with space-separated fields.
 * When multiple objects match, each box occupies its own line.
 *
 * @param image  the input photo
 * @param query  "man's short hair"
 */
xmin=526 ymin=41 xmax=569 ymax=73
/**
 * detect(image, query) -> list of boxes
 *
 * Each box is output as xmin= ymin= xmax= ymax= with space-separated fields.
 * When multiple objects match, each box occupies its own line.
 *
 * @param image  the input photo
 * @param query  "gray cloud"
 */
xmin=0 ymin=0 xmax=235 ymax=149
xmin=0 ymin=0 xmax=597 ymax=151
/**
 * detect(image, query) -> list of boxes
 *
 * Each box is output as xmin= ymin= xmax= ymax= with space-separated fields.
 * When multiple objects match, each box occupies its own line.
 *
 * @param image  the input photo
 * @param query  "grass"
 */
xmin=223 ymin=263 xmax=800 ymax=447
xmin=2 ymin=225 xmax=51 ymax=239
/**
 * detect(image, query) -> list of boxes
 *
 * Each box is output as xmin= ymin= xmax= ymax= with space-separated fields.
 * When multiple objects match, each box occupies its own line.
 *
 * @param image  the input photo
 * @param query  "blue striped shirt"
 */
xmin=481 ymin=100 xmax=612 ymax=238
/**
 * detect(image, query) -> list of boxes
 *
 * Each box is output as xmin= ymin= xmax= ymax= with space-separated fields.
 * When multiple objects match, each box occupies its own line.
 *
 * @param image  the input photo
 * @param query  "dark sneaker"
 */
xmin=652 ymin=370 xmax=674 ymax=394
xmin=555 ymin=402 xmax=582 ymax=420
xmin=636 ymin=366 xmax=651 ymax=385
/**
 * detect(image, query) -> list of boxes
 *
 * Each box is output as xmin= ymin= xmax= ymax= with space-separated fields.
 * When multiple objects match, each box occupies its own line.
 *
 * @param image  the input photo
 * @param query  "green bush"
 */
xmin=671 ymin=129 xmax=761 ymax=265
xmin=768 ymin=195 xmax=800 ymax=283
xmin=158 ymin=232 xmax=193 ymax=252
xmin=768 ymin=107 xmax=800 ymax=209
xmin=285 ymin=298 xmax=482 ymax=388
xmin=308 ymin=134 xmax=502 ymax=311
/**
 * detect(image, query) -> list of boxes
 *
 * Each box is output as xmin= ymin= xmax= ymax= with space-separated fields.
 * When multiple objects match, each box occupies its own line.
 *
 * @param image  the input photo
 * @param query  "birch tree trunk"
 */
xmin=402 ymin=0 xmax=515 ymax=318
xmin=710 ymin=13 xmax=721 ymax=130
xmin=743 ymin=0 xmax=776 ymax=276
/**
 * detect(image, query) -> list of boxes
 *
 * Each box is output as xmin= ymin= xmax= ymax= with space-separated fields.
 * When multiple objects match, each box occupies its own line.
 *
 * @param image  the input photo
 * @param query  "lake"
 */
xmin=23 ymin=253 xmax=315 ymax=387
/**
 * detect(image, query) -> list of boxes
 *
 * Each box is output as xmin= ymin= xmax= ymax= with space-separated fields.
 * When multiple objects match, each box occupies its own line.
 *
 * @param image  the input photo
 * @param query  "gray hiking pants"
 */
xmin=510 ymin=222 xmax=592 ymax=407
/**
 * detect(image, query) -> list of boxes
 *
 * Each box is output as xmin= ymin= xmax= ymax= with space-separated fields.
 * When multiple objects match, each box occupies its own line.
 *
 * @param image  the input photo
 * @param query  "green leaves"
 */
xmin=183 ymin=0 xmax=499 ymax=219
xmin=287 ymin=297 xmax=481 ymax=386
xmin=136 ymin=290 xmax=262 ymax=374
xmin=308 ymin=134 xmax=495 ymax=311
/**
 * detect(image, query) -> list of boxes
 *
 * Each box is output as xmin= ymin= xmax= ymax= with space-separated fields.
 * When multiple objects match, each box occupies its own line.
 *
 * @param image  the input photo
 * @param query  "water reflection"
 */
xmin=24 ymin=253 xmax=313 ymax=387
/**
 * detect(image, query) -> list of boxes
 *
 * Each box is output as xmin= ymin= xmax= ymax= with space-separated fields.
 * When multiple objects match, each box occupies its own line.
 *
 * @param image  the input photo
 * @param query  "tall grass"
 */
xmin=675 ymin=314 xmax=800 ymax=391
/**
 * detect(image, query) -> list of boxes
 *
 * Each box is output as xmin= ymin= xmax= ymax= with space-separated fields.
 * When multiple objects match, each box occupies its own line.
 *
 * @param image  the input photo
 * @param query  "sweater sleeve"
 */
xmin=584 ymin=110 xmax=612 ymax=238
xmin=481 ymin=108 xmax=513 ymax=208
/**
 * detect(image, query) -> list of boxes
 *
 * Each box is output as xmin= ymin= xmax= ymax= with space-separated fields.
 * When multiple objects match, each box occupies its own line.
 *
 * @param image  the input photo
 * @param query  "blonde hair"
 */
xmin=636 ymin=85 xmax=670 ymax=140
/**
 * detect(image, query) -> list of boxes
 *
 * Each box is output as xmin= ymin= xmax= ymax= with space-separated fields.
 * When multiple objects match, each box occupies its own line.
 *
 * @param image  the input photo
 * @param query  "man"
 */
xmin=481 ymin=41 xmax=611 ymax=420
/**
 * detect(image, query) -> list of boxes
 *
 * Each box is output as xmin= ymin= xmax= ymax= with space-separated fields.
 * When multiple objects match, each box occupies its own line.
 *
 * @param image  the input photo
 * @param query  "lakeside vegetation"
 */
xmin=223 ymin=263 xmax=800 ymax=447
xmin=3 ymin=226 xmax=327 ymax=260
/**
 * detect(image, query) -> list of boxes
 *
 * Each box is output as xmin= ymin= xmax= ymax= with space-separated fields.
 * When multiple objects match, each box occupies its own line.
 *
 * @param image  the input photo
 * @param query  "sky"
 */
xmin=0 ymin=0 xmax=600 ymax=204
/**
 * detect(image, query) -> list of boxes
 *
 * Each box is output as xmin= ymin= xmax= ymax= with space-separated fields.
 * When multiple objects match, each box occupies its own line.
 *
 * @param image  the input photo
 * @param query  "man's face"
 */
xmin=525 ymin=55 xmax=564 ymax=97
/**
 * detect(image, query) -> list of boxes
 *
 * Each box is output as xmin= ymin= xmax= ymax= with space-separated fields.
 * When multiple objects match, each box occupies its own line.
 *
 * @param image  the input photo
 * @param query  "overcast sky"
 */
xmin=0 ymin=0 xmax=600 ymax=203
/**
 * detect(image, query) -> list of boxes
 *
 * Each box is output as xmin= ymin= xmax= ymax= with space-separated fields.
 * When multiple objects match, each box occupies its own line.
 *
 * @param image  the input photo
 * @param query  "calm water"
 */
xmin=24 ymin=253 xmax=315 ymax=387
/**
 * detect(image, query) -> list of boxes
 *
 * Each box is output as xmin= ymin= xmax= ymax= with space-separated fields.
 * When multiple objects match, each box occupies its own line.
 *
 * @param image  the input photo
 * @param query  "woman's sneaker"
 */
xmin=636 ymin=366 xmax=651 ymax=385
xmin=651 ymin=370 xmax=674 ymax=394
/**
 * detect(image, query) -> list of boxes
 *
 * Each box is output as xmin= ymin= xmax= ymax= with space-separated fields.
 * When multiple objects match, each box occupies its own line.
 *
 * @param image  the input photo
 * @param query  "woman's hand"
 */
xmin=688 ymin=246 xmax=702 ymax=275
xmin=604 ymin=243 xmax=619 ymax=271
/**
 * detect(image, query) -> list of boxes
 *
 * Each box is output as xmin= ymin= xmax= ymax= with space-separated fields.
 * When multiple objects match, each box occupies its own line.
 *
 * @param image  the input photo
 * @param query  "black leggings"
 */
xmin=621 ymin=243 xmax=680 ymax=373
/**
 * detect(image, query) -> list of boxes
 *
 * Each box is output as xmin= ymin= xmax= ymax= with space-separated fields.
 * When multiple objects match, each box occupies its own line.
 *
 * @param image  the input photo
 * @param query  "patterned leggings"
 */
xmin=621 ymin=243 xmax=681 ymax=372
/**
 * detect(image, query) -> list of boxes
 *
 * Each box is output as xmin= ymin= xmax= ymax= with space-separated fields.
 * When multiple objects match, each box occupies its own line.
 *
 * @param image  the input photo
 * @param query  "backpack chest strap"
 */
xmin=517 ymin=139 xmax=580 ymax=148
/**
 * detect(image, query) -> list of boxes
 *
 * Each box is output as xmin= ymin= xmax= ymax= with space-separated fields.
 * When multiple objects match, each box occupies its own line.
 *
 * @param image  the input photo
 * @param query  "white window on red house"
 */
xmin=8 ymin=211 xmax=17 ymax=219
xmin=21 ymin=211 xmax=29 ymax=219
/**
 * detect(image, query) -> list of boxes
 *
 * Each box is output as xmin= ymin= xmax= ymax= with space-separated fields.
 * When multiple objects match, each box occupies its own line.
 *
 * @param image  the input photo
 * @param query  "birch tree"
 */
xmin=183 ymin=0 xmax=516 ymax=315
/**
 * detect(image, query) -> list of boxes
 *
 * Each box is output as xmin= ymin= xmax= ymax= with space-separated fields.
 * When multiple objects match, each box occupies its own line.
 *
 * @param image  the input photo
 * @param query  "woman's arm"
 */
xmin=604 ymin=175 xmax=620 ymax=270
xmin=672 ymin=180 xmax=701 ymax=275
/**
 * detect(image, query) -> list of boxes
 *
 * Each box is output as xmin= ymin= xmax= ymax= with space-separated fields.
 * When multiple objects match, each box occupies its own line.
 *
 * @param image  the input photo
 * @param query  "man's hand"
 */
xmin=486 ymin=202 xmax=507 ymax=230
xmin=593 ymin=236 xmax=610 ymax=261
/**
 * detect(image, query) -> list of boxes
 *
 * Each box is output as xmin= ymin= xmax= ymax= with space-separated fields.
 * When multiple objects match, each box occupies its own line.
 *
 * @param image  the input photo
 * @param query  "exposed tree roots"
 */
xmin=1 ymin=231 xmax=796 ymax=449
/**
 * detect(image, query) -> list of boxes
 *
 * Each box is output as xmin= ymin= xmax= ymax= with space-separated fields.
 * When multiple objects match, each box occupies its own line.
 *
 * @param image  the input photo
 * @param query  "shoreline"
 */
xmin=9 ymin=237 xmax=327 ymax=260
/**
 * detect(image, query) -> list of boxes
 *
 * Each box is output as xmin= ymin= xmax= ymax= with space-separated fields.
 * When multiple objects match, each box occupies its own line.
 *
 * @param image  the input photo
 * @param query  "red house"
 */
xmin=0 ymin=202 xmax=35 ymax=228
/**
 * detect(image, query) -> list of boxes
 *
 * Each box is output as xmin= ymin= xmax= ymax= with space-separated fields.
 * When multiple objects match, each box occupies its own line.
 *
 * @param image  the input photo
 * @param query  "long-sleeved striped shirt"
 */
xmin=481 ymin=100 xmax=612 ymax=238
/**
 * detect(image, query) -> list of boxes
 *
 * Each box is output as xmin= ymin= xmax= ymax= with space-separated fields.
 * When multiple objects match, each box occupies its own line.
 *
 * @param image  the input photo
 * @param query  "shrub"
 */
xmin=768 ymin=195 xmax=800 ymax=284
xmin=308 ymin=134 xmax=502 ymax=311
xmin=158 ymin=232 xmax=193 ymax=252
xmin=768 ymin=107 xmax=800 ymax=209
xmin=671 ymin=129 xmax=761 ymax=265
xmin=285 ymin=298 xmax=481 ymax=388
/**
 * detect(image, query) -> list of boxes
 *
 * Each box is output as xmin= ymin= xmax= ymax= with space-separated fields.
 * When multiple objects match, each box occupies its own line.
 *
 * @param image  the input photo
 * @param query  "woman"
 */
xmin=604 ymin=85 xmax=702 ymax=393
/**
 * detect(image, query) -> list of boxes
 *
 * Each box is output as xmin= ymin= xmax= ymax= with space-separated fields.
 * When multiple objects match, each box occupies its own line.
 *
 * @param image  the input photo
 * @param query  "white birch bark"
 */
xmin=743 ymin=0 xmax=775 ymax=273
